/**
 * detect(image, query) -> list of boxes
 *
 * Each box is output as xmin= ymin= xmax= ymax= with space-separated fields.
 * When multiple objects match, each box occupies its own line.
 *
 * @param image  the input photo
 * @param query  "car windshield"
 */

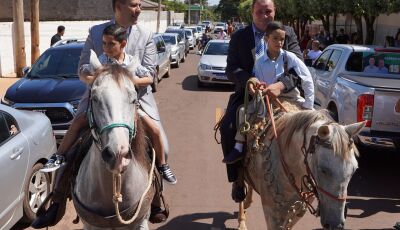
xmin=166 ymin=29 xmax=185 ymax=38
xmin=190 ymin=28 xmax=196 ymax=33
xmin=29 ymin=48 xmax=81 ymax=78
xmin=162 ymin=35 xmax=176 ymax=45
xmin=346 ymin=51 xmax=400 ymax=74
xmin=216 ymin=23 xmax=225 ymax=26
xmin=185 ymin=30 xmax=192 ymax=37
xmin=204 ymin=43 xmax=229 ymax=55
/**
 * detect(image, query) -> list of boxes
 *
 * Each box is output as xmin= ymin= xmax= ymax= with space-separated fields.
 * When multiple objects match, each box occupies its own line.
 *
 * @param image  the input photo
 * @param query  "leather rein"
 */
xmin=254 ymin=82 xmax=347 ymax=216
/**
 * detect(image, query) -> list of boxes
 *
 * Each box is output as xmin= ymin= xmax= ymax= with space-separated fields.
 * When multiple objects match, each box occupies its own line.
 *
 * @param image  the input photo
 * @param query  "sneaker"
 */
xmin=222 ymin=148 xmax=243 ymax=164
xmin=158 ymin=164 xmax=177 ymax=185
xmin=40 ymin=154 xmax=65 ymax=172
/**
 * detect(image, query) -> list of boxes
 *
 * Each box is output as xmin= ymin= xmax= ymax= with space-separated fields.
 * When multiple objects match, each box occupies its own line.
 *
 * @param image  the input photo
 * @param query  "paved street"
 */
xmin=5 ymin=50 xmax=400 ymax=230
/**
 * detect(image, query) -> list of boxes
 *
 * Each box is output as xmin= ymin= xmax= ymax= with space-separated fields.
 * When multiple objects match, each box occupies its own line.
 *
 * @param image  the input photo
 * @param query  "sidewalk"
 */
xmin=0 ymin=77 xmax=18 ymax=98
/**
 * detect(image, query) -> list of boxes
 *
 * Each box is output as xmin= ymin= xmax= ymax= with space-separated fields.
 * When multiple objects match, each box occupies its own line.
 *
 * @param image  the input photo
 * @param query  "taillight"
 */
xmin=357 ymin=94 xmax=374 ymax=127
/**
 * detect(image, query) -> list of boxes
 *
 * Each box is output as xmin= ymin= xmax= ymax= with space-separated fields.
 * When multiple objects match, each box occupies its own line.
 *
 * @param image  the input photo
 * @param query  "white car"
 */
xmin=214 ymin=22 xmax=226 ymax=33
xmin=197 ymin=40 xmax=233 ymax=87
xmin=0 ymin=104 xmax=56 ymax=229
xmin=184 ymin=29 xmax=196 ymax=49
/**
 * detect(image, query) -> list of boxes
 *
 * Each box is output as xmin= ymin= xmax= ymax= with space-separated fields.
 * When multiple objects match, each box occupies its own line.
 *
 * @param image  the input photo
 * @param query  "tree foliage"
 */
xmin=161 ymin=0 xmax=187 ymax=12
xmin=215 ymin=0 xmax=240 ymax=21
xmin=237 ymin=0 xmax=252 ymax=23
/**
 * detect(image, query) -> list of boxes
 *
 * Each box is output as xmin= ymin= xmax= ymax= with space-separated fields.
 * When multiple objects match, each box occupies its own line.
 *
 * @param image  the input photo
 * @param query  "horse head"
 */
xmin=305 ymin=115 xmax=365 ymax=230
xmin=88 ymin=50 xmax=138 ymax=174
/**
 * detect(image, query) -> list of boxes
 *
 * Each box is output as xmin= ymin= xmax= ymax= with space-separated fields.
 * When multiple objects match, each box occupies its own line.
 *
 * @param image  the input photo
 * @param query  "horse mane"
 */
xmin=94 ymin=63 xmax=135 ymax=87
xmin=131 ymin=117 xmax=148 ymax=165
xmin=274 ymin=110 xmax=357 ymax=160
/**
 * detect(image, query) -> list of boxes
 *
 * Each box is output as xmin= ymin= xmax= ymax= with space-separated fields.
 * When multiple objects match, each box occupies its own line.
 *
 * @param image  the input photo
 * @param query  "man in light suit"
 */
xmin=32 ymin=0 xmax=170 ymax=228
xmin=220 ymin=0 xmax=303 ymax=203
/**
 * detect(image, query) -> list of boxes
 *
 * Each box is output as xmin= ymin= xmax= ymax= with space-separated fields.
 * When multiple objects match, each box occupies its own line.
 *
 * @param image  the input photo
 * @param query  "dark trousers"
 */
xmin=220 ymin=92 xmax=244 ymax=182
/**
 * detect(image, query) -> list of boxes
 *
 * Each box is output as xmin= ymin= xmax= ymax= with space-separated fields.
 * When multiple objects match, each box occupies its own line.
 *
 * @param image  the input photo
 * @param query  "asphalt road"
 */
xmin=8 ymin=49 xmax=400 ymax=230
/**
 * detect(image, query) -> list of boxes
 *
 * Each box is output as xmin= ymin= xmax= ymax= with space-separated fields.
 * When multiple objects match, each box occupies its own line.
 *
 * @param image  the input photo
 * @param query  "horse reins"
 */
xmin=252 ymin=82 xmax=346 ymax=217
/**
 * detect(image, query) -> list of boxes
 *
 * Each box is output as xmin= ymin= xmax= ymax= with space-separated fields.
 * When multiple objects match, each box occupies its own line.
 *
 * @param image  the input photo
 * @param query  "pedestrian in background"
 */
xmin=50 ymin=25 xmax=65 ymax=46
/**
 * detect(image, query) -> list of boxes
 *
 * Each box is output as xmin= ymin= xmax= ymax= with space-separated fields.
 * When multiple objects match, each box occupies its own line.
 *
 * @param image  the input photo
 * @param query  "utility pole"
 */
xmin=157 ymin=0 xmax=161 ymax=33
xmin=13 ymin=0 xmax=26 ymax=78
xmin=31 ymin=0 xmax=40 ymax=64
xmin=188 ymin=0 xmax=191 ymax=25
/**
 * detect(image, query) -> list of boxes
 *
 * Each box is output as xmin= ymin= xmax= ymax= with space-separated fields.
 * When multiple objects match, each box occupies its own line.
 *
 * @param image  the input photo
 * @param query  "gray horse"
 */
xmin=73 ymin=56 xmax=154 ymax=230
xmin=238 ymin=110 xmax=365 ymax=230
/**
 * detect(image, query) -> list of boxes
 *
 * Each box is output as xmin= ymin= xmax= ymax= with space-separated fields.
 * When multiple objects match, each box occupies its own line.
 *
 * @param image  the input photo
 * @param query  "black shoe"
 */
xmin=158 ymin=164 xmax=177 ymax=185
xmin=231 ymin=182 xmax=246 ymax=203
xmin=149 ymin=206 xmax=167 ymax=224
xmin=31 ymin=202 xmax=60 ymax=229
xmin=223 ymin=148 xmax=243 ymax=164
xmin=40 ymin=153 xmax=65 ymax=172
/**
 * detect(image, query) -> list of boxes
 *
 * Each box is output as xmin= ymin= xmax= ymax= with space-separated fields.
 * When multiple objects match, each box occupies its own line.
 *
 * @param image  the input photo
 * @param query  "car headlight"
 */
xmin=171 ymin=49 xmax=178 ymax=54
xmin=200 ymin=64 xmax=212 ymax=70
xmin=1 ymin=96 xmax=14 ymax=106
xmin=69 ymin=100 xmax=80 ymax=113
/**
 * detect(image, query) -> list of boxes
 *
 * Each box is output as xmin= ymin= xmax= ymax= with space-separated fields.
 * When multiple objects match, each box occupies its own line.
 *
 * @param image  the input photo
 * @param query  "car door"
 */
xmin=312 ymin=49 xmax=333 ymax=108
xmin=0 ymin=111 xmax=29 ymax=227
xmin=159 ymin=38 xmax=168 ymax=74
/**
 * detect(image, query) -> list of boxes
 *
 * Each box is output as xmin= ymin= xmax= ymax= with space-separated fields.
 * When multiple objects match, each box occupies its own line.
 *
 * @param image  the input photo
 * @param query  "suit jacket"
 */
xmin=78 ymin=20 xmax=160 ymax=120
xmin=225 ymin=25 xmax=302 ymax=106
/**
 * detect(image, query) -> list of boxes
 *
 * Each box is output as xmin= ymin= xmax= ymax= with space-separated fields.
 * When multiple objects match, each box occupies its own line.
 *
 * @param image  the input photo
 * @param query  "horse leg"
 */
xmin=134 ymin=219 xmax=149 ymax=230
xmin=238 ymin=201 xmax=247 ymax=230
xmin=243 ymin=186 xmax=253 ymax=209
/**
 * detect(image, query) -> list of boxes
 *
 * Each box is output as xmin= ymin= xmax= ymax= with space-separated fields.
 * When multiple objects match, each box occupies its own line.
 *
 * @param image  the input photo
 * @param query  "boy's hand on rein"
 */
xmin=264 ymin=82 xmax=285 ymax=97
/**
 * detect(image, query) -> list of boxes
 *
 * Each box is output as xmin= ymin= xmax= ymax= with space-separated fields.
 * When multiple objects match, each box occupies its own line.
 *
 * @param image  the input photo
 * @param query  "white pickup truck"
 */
xmin=308 ymin=44 xmax=400 ymax=150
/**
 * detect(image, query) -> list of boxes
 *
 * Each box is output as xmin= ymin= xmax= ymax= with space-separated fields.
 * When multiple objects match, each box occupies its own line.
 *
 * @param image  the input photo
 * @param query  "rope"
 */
xmin=112 ymin=148 xmax=156 ymax=225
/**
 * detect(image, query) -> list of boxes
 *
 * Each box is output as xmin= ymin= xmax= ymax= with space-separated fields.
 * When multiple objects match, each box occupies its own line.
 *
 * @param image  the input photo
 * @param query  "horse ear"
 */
xmin=89 ymin=49 xmax=102 ymax=71
xmin=317 ymin=125 xmax=331 ymax=140
xmin=345 ymin=121 xmax=366 ymax=138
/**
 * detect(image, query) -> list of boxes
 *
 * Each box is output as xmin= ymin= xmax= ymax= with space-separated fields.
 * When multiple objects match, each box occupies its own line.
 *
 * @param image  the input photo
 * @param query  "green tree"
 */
xmin=237 ymin=0 xmax=252 ymax=23
xmin=162 ymin=0 xmax=187 ymax=12
xmin=215 ymin=0 xmax=240 ymax=21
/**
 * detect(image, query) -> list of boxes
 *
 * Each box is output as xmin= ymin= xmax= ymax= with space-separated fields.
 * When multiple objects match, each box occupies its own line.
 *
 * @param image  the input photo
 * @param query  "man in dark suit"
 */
xmin=220 ymin=0 xmax=303 ymax=202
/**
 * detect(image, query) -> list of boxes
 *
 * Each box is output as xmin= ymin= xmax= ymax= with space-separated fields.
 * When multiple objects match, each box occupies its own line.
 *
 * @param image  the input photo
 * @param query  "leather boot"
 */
xmin=31 ymin=162 xmax=69 ymax=228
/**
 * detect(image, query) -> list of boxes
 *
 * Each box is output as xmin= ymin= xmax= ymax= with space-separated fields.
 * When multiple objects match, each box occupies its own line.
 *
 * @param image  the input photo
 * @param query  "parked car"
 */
xmin=0 ymin=104 xmax=56 ymax=229
xmin=152 ymin=34 xmax=171 ymax=92
xmin=165 ymin=28 xmax=190 ymax=55
xmin=187 ymin=26 xmax=201 ymax=44
xmin=308 ymin=44 xmax=400 ymax=150
xmin=197 ymin=39 xmax=233 ymax=87
xmin=1 ymin=41 xmax=86 ymax=142
xmin=202 ymin=20 xmax=213 ymax=31
xmin=162 ymin=33 xmax=186 ymax=67
xmin=184 ymin=28 xmax=196 ymax=49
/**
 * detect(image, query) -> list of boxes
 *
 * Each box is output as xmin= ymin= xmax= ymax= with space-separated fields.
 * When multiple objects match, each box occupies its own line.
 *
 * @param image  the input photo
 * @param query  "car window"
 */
xmin=162 ymin=35 xmax=176 ymax=45
xmin=326 ymin=50 xmax=342 ymax=72
xmin=177 ymin=35 xmax=181 ymax=43
xmin=185 ymin=30 xmax=191 ymax=36
xmin=0 ymin=112 xmax=19 ymax=145
xmin=314 ymin=49 xmax=333 ymax=71
xmin=204 ymin=43 xmax=229 ymax=55
xmin=29 ymin=48 xmax=82 ymax=78
xmin=346 ymin=51 xmax=400 ymax=74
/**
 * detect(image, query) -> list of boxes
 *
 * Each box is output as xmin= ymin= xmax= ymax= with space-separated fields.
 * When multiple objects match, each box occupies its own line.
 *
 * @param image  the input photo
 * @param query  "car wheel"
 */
xmin=152 ymin=70 xmax=159 ymax=93
xmin=21 ymin=162 xmax=51 ymax=223
xmin=328 ymin=106 xmax=339 ymax=122
xmin=174 ymin=57 xmax=180 ymax=68
xmin=165 ymin=64 xmax=171 ymax=78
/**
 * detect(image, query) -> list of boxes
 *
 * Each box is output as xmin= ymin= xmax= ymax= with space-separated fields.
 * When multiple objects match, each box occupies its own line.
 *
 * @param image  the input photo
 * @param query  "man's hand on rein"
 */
xmin=264 ymin=82 xmax=285 ymax=97
xmin=247 ymin=77 xmax=260 ymax=95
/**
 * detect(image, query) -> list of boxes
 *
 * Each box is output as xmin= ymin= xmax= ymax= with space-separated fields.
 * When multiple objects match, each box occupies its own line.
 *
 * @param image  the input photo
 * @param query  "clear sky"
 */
xmin=208 ymin=0 xmax=219 ymax=6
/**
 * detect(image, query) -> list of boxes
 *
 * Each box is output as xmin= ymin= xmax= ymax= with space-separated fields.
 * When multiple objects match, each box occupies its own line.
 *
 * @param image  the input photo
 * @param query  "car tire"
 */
xmin=21 ymin=162 xmax=51 ymax=223
xmin=152 ymin=70 xmax=159 ymax=93
xmin=174 ymin=57 xmax=180 ymax=68
xmin=165 ymin=64 xmax=171 ymax=78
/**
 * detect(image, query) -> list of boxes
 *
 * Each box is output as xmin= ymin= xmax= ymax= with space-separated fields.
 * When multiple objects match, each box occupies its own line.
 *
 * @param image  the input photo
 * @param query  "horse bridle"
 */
xmin=87 ymin=90 xmax=137 ymax=151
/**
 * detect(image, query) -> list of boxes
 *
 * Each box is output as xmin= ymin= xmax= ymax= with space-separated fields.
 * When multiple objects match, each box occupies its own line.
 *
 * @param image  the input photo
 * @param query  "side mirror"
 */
xmin=22 ymin=66 xmax=31 ymax=76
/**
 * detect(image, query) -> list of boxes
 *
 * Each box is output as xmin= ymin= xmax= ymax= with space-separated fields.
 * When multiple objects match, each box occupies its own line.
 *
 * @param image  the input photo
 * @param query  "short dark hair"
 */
xmin=103 ymin=24 xmax=127 ymax=43
xmin=57 ymin=25 xmax=65 ymax=33
xmin=265 ymin=21 xmax=285 ymax=37
xmin=252 ymin=0 xmax=274 ymax=8
xmin=112 ymin=0 xmax=127 ymax=12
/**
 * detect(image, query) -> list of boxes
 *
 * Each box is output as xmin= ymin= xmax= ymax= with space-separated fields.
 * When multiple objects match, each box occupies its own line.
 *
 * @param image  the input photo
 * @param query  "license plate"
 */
xmin=213 ymin=73 xmax=226 ymax=79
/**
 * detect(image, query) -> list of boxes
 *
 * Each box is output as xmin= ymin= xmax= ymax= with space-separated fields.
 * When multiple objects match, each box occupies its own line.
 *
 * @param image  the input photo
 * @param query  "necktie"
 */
xmin=255 ymin=31 xmax=265 ymax=60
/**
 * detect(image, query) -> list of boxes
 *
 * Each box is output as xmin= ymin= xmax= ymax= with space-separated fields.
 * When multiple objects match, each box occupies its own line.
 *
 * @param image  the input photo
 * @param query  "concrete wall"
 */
xmin=0 ymin=10 xmax=185 ymax=77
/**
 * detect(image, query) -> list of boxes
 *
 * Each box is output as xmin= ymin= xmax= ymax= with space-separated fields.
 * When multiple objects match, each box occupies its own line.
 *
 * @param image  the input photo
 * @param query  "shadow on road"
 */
xmin=181 ymin=75 xmax=234 ymax=92
xmin=347 ymin=197 xmax=400 ymax=218
xmin=156 ymin=211 xmax=237 ymax=230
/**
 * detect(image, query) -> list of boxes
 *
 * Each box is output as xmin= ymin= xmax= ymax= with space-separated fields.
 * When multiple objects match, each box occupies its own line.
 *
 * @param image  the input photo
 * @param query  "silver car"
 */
xmin=0 ymin=104 xmax=56 ymax=229
xmin=184 ymin=29 xmax=196 ymax=49
xmin=162 ymin=33 xmax=186 ymax=68
xmin=197 ymin=39 xmax=233 ymax=87
xmin=308 ymin=44 xmax=400 ymax=150
xmin=152 ymin=34 xmax=172 ymax=92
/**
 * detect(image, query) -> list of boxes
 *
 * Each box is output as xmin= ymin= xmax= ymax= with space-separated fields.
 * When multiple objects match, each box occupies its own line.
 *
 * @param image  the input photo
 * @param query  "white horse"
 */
xmin=72 ymin=60 xmax=155 ymax=230
xmin=238 ymin=110 xmax=365 ymax=230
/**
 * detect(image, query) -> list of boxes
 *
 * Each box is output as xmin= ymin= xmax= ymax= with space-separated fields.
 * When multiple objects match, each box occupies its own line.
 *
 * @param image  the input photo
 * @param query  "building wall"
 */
xmin=0 ymin=10 xmax=185 ymax=77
